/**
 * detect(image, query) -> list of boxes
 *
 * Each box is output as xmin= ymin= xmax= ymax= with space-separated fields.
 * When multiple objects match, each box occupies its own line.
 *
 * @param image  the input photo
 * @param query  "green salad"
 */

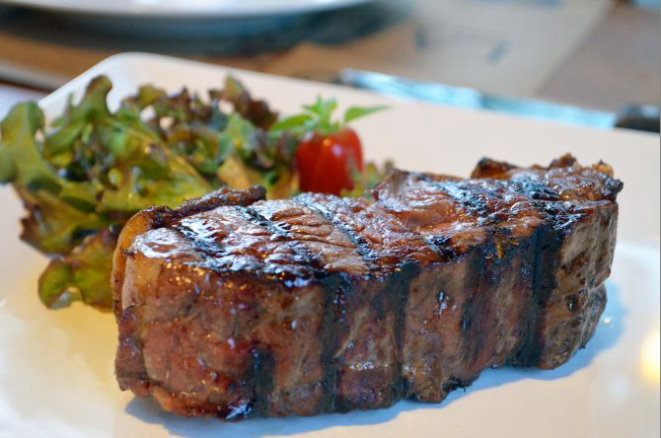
xmin=0 ymin=75 xmax=387 ymax=309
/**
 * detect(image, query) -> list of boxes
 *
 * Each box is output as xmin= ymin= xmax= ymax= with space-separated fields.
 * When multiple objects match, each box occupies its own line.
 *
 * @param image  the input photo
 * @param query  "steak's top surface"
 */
xmin=472 ymin=154 xmax=622 ymax=202
xmin=121 ymin=154 xmax=623 ymax=304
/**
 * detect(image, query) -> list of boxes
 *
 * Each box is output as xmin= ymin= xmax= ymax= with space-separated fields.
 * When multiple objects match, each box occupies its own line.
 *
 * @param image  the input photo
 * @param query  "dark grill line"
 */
xmin=421 ymin=177 xmax=506 ymax=377
xmin=172 ymin=224 xmax=224 ymax=258
xmin=508 ymin=225 xmax=546 ymax=367
xmin=294 ymin=195 xmax=377 ymax=268
xmin=428 ymin=178 xmax=491 ymax=218
xmin=244 ymin=203 xmax=353 ymax=414
xmin=383 ymin=262 xmax=418 ymax=402
xmin=242 ymin=205 xmax=327 ymax=278
xmin=529 ymin=217 xmax=564 ymax=366
xmin=171 ymin=207 xmax=264 ymax=275
xmin=295 ymin=195 xmax=424 ymax=408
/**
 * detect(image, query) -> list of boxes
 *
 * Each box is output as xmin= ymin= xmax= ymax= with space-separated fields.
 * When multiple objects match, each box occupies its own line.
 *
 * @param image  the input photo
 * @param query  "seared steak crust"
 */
xmin=113 ymin=155 xmax=622 ymax=419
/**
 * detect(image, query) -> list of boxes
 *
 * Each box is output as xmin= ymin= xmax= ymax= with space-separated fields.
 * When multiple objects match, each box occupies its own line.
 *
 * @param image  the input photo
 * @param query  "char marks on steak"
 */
xmin=112 ymin=154 xmax=623 ymax=419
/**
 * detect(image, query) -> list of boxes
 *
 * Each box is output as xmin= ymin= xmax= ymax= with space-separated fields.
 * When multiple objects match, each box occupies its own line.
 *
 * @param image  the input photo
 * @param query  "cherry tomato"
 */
xmin=296 ymin=128 xmax=364 ymax=195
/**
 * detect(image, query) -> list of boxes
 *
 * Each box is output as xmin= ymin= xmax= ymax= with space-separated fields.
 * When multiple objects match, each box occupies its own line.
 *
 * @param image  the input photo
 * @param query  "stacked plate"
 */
xmin=0 ymin=0 xmax=376 ymax=18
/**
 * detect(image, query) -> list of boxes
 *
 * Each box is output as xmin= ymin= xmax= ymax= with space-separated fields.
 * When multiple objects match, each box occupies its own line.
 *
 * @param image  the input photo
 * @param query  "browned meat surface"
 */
xmin=112 ymin=154 xmax=623 ymax=419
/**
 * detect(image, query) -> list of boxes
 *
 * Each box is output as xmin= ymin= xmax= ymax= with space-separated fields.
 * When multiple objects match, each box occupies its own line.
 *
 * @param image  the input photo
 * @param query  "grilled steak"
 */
xmin=112 ymin=154 xmax=622 ymax=419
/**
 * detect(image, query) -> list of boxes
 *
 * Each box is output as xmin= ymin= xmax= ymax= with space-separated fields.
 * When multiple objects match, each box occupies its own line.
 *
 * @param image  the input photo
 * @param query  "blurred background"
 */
xmin=0 ymin=0 xmax=658 ymax=128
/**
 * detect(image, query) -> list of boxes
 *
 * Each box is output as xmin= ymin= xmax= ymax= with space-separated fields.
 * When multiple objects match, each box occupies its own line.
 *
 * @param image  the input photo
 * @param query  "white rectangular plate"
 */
xmin=0 ymin=53 xmax=659 ymax=438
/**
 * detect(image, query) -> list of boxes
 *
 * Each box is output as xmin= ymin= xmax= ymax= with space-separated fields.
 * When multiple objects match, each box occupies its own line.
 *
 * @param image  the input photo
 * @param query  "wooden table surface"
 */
xmin=0 ymin=0 xmax=658 ymax=119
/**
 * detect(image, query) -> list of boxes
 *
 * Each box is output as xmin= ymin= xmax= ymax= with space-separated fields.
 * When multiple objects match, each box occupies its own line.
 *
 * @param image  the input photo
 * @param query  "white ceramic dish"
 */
xmin=0 ymin=0 xmax=374 ymax=18
xmin=0 ymin=53 xmax=659 ymax=438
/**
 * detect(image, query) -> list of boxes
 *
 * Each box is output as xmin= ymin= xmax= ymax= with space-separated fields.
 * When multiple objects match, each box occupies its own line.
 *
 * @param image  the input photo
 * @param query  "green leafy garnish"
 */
xmin=270 ymin=96 xmax=387 ymax=138
xmin=39 ymin=229 xmax=116 ymax=308
xmin=0 ymin=76 xmax=389 ymax=309
xmin=0 ymin=75 xmax=286 ymax=308
xmin=344 ymin=105 xmax=389 ymax=124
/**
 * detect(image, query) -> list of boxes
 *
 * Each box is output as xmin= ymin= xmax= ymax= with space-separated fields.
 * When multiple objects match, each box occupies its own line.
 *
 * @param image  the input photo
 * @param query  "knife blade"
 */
xmin=338 ymin=68 xmax=620 ymax=129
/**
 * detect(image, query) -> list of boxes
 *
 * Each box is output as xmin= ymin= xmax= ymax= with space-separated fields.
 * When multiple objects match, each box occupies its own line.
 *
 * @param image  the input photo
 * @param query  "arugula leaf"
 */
xmin=269 ymin=98 xmax=388 ymax=138
xmin=0 ymin=102 xmax=57 ymax=189
xmin=269 ymin=114 xmax=312 ymax=133
xmin=39 ymin=228 xmax=116 ymax=308
xmin=344 ymin=105 xmax=388 ymax=124
xmin=18 ymin=187 xmax=107 ymax=255
xmin=0 ymin=74 xmax=390 ymax=310
xmin=222 ymin=76 xmax=278 ymax=129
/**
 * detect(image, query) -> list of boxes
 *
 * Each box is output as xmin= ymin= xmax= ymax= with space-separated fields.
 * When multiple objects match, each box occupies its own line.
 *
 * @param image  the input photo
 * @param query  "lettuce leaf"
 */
xmin=0 ymin=74 xmax=387 ymax=309
xmin=0 ymin=75 xmax=293 ymax=308
xmin=39 ymin=228 xmax=116 ymax=308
